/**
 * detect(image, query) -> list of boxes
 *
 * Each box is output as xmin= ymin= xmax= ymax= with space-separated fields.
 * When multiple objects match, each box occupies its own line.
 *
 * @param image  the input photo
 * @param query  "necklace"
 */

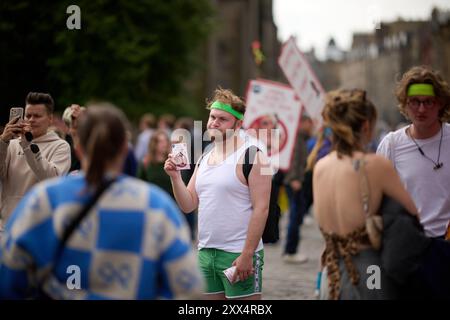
xmin=408 ymin=124 xmax=444 ymax=170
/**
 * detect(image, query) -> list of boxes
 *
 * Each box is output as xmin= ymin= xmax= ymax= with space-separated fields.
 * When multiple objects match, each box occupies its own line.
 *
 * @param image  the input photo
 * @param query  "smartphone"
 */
xmin=9 ymin=107 xmax=24 ymax=123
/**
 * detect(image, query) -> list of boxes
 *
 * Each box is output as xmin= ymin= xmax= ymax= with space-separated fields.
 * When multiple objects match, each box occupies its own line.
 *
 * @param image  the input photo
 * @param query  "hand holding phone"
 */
xmin=1 ymin=108 xmax=25 ymax=143
xmin=9 ymin=107 xmax=24 ymax=123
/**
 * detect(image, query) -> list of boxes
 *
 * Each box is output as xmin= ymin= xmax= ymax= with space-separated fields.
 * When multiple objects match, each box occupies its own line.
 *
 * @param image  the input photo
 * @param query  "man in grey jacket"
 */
xmin=0 ymin=92 xmax=71 ymax=231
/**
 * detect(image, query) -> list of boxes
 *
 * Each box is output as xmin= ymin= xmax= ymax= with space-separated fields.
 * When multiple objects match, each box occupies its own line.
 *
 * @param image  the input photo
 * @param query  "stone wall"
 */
xmin=203 ymin=0 xmax=281 ymax=98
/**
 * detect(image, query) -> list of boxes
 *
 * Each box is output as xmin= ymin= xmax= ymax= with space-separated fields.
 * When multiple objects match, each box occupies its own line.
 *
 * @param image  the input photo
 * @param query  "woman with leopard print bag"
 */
xmin=313 ymin=89 xmax=420 ymax=299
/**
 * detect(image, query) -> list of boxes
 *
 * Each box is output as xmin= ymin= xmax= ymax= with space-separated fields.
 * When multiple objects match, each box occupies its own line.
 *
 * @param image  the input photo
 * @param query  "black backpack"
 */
xmin=242 ymin=146 xmax=280 ymax=244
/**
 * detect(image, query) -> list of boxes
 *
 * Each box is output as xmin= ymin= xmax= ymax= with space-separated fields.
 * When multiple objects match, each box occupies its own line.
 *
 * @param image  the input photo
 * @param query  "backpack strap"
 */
xmin=243 ymin=146 xmax=260 ymax=184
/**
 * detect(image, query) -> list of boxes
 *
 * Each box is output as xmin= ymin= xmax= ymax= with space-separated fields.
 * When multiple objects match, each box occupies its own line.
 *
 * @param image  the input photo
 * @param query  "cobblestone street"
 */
xmin=262 ymin=210 xmax=324 ymax=300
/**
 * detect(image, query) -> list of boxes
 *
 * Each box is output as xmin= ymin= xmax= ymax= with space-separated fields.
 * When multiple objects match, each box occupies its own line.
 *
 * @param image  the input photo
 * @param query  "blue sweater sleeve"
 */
xmin=0 ymin=186 xmax=56 ymax=299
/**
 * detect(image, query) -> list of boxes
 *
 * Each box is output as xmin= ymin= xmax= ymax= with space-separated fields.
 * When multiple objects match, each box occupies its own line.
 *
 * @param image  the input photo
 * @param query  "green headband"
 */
xmin=407 ymin=83 xmax=435 ymax=97
xmin=210 ymin=101 xmax=244 ymax=120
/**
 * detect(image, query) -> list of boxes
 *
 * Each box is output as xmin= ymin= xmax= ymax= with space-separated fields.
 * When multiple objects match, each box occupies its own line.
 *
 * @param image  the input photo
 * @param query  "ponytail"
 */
xmin=329 ymin=122 xmax=360 ymax=158
xmin=77 ymin=104 xmax=128 ymax=189
xmin=85 ymin=123 xmax=109 ymax=188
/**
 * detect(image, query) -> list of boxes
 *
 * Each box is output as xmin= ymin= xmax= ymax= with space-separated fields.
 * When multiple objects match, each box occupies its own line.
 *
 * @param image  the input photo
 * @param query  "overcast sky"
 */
xmin=273 ymin=0 xmax=450 ymax=60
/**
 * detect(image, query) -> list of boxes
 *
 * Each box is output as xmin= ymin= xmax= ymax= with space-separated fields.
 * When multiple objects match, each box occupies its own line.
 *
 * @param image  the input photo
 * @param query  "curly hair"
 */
xmin=206 ymin=87 xmax=246 ymax=115
xmin=322 ymin=89 xmax=377 ymax=158
xmin=396 ymin=66 xmax=450 ymax=122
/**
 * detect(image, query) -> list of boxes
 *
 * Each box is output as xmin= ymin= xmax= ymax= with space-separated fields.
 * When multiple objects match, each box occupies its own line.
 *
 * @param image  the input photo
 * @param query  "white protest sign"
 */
xmin=278 ymin=37 xmax=325 ymax=126
xmin=244 ymin=79 xmax=303 ymax=171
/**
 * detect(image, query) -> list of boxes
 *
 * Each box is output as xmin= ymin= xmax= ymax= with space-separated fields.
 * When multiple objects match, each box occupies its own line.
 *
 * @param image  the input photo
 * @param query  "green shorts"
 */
xmin=198 ymin=248 xmax=264 ymax=299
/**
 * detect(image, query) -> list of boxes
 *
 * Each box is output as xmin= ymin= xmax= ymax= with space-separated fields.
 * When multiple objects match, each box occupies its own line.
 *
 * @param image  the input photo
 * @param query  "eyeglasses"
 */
xmin=407 ymin=98 xmax=437 ymax=110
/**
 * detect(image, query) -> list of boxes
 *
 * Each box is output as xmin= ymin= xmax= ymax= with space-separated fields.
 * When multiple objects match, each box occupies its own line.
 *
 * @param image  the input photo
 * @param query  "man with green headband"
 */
xmin=164 ymin=88 xmax=272 ymax=300
xmin=377 ymin=66 xmax=450 ymax=239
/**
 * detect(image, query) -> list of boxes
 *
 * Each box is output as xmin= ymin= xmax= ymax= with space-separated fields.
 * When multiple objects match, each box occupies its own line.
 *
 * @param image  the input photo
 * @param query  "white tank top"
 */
xmin=195 ymin=143 xmax=264 ymax=253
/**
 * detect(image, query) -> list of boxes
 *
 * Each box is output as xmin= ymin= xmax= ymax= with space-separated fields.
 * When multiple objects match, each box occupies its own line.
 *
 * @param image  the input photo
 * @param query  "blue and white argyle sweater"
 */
xmin=0 ymin=174 xmax=203 ymax=299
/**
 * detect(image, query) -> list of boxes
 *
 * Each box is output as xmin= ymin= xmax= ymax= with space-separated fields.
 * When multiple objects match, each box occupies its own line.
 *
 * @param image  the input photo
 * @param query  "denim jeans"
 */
xmin=284 ymin=185 xmax=307 ymax=254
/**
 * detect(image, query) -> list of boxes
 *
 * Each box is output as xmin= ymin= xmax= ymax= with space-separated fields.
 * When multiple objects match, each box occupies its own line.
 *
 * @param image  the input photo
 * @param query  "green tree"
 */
xmin=0 ymin=0 xmax=213 ymax=123
xmin=0 ymin=0 xmax=59 ymax=121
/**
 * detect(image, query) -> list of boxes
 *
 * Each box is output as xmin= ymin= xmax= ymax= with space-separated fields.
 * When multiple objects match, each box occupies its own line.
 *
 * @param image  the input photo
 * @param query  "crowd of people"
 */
xmin=0 ymin=65 xmax=449 ymax=299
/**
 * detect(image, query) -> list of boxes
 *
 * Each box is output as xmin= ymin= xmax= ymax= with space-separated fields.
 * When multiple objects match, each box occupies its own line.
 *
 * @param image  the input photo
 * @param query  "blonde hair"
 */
xmin=396 ymin=66 xmax=450 ymax=122
xmin=322 ymin=89 xmax=377 ymax=158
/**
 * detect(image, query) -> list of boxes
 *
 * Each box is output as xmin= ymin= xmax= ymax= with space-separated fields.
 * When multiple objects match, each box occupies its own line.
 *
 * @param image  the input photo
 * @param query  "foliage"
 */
xmin=0 ymin=0 xmax=213 ymax=122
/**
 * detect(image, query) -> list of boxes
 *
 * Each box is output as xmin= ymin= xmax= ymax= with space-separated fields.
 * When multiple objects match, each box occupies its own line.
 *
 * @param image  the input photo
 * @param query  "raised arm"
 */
xmin=19 ymin=139 xmax=71 ymax=181
xmin=164 ymin=154 xmax=199 ymax=213
xmin=0 ymin=117 xmax=25 ymax=180
xmin=0 ymin=139 xmax=8 ymax=181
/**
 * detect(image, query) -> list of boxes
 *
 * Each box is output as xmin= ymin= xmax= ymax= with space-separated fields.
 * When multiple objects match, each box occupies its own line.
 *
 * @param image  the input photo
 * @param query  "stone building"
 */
xmin=310 ymin=8 xmax=450 ymax=127
xmin=190 ymin=0 xmax=281 ymax=111
xmin=192 ymin=4 xmax=449 ymax=127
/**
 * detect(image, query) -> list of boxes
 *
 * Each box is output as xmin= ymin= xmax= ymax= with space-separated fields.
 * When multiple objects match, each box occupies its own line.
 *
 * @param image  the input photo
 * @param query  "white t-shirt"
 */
xmin=376 ymin=123 xmax=450 ymax=237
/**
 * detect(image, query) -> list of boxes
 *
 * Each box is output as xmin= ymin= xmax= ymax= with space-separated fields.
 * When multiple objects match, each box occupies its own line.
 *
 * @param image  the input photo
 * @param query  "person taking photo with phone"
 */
xmin=0 ymin=92 xmax=70 ymax=234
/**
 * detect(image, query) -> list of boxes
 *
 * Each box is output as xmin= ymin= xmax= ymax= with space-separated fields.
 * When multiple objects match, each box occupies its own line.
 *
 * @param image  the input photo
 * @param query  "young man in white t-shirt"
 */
xmin=377 ymin=66 xmax=450 ymax=238
xmin=164 ymin=88 xmax=272 ymax=300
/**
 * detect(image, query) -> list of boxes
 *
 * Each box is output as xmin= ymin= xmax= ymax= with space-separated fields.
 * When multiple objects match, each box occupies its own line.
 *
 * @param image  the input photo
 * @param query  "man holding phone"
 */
xmin=0 ymin=92 xmax=71 ymax=232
